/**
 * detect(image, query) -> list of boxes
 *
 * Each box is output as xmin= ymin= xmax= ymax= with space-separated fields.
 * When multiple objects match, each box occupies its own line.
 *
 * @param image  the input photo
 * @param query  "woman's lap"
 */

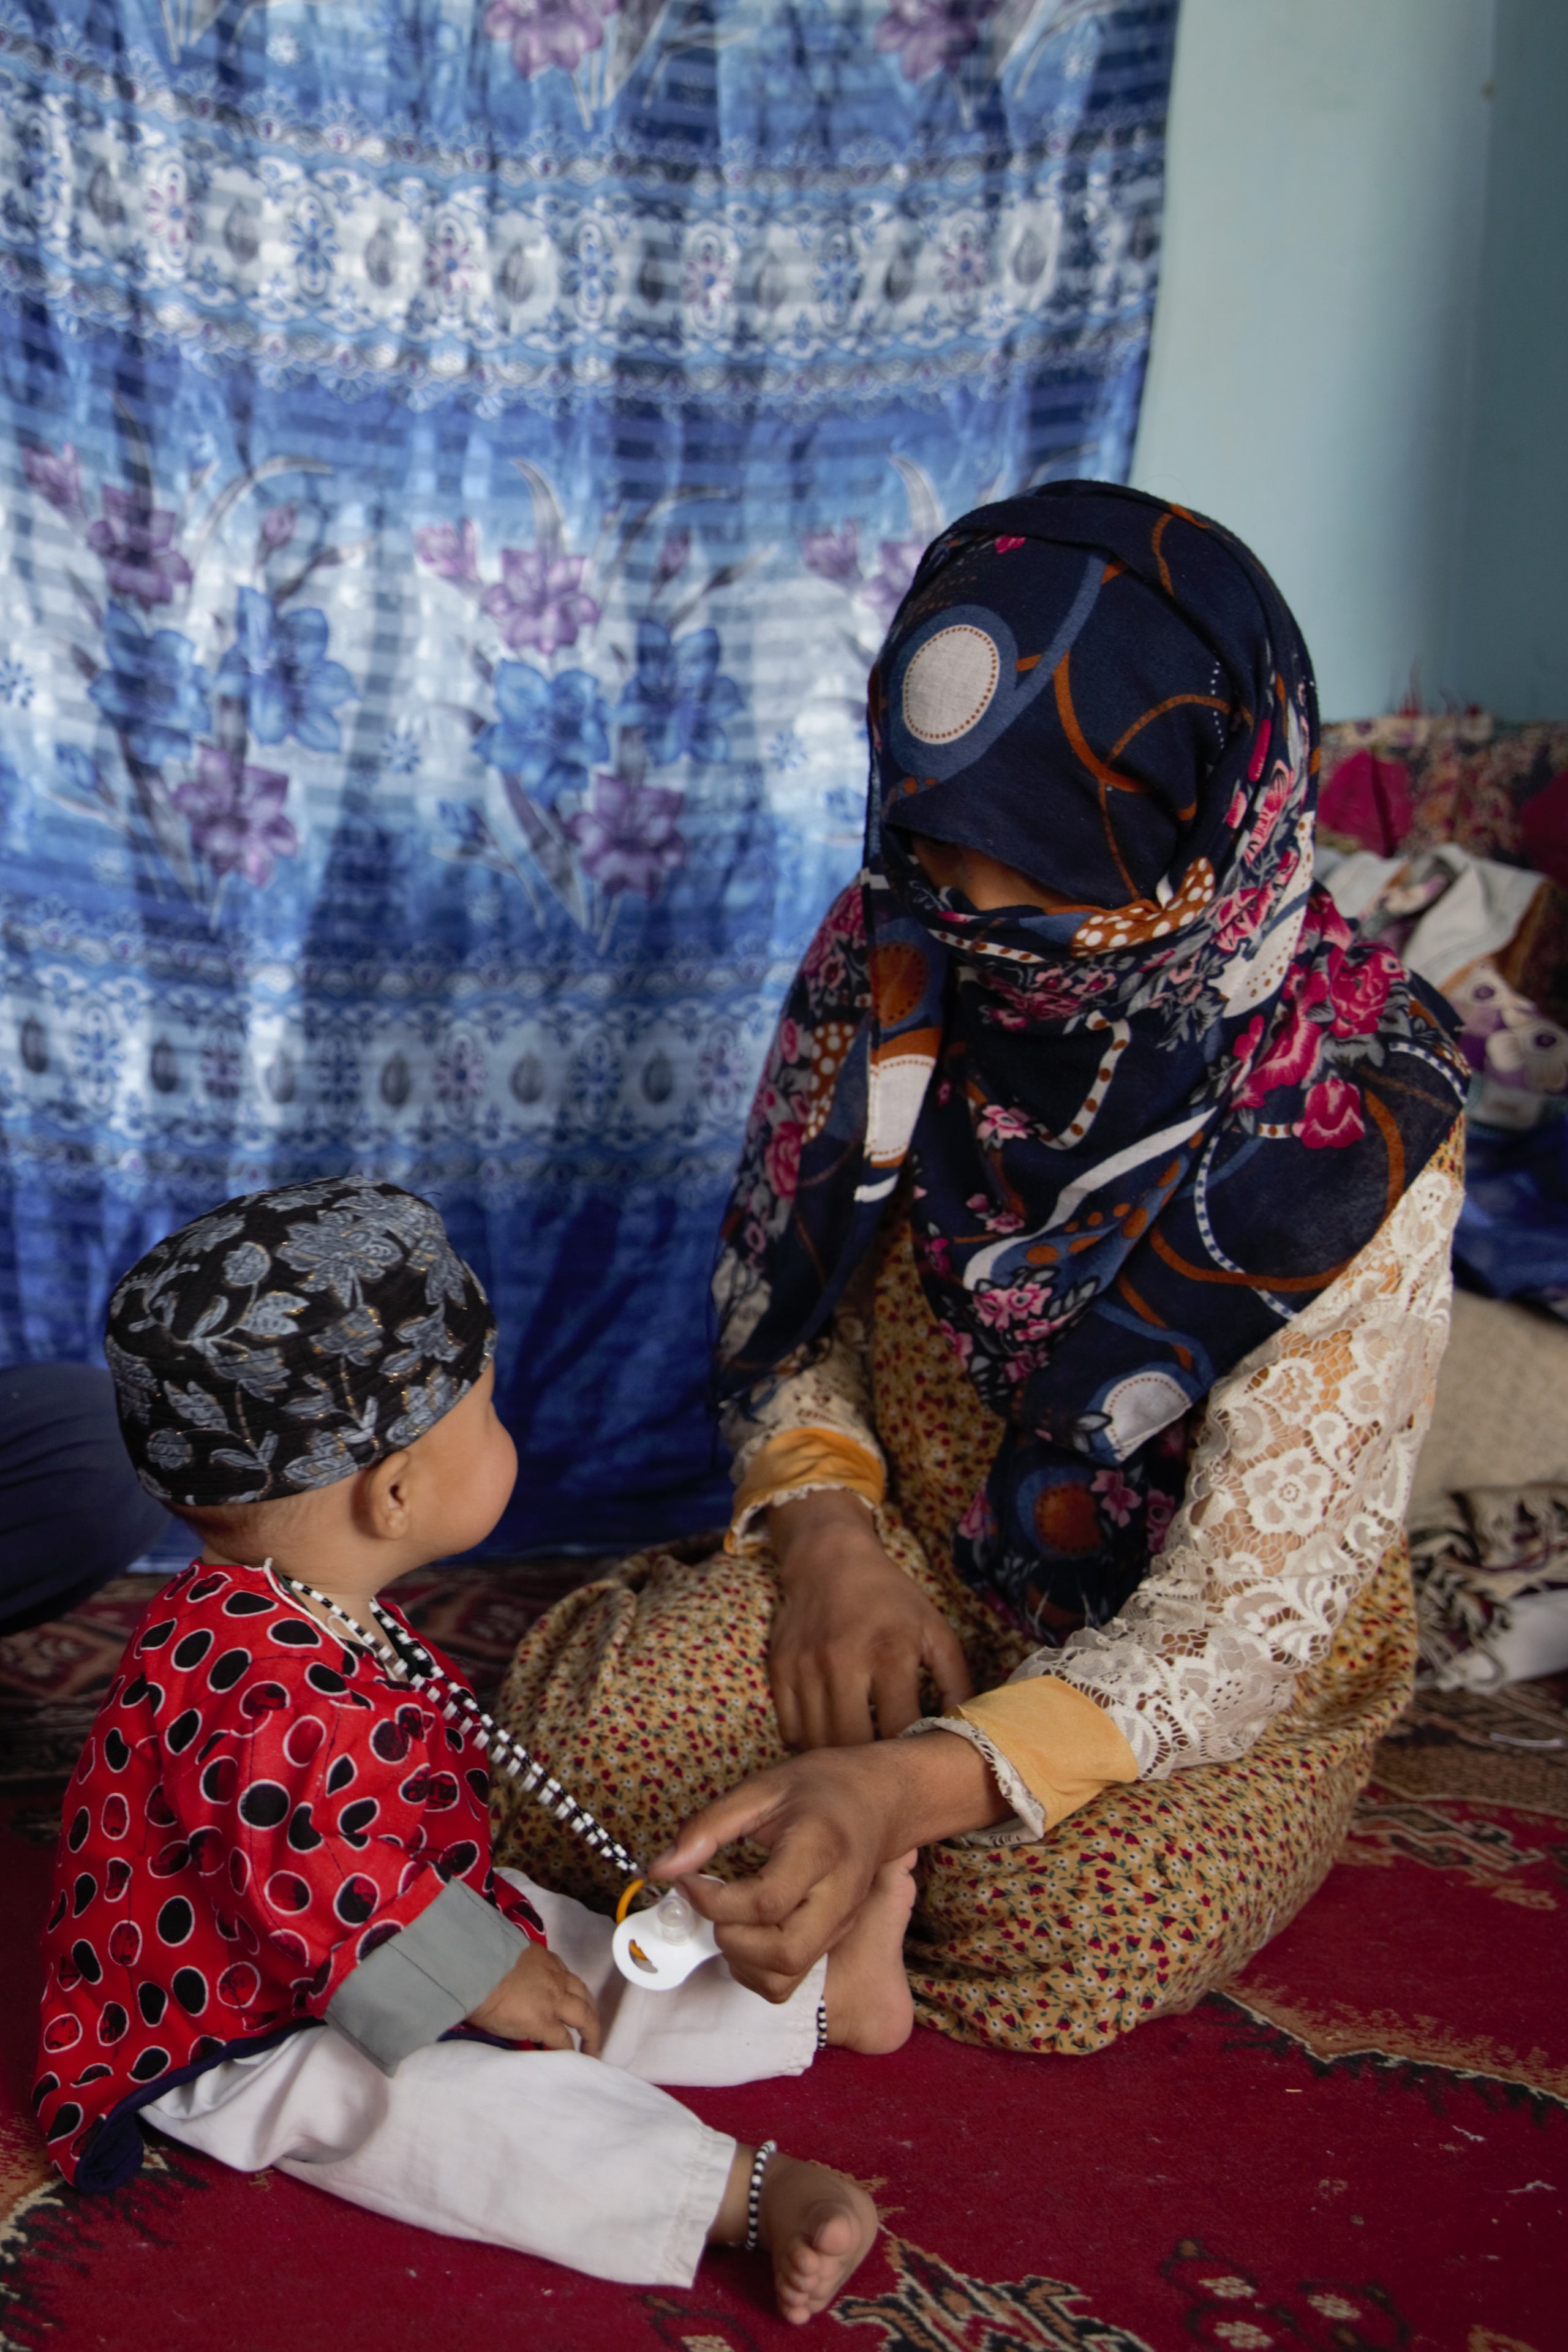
xmin=492 ymin=1537 xmax=1415 ymax=2053
xmin=494 ymin=1545 xmax=791 ymax=1908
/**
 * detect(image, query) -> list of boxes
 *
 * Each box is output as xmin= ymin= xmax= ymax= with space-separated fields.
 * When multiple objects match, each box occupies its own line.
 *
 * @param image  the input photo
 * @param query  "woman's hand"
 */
xmin=466 ymin=1943 xmax=603 ymax=2054
xmin=767 ymin=1489 xmax=973 ymax=1747
xmin=650 ymin=1732 xmax=1009 ymax=2000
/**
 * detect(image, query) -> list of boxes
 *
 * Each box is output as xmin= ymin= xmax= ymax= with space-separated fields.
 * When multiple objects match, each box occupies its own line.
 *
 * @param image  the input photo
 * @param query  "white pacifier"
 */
xmin=611 ymin=1879 xmax=722 ymax=1991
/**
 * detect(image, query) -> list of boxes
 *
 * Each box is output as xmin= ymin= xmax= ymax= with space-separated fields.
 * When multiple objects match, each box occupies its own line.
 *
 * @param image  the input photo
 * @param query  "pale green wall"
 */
xmin=1447 ymin=0 xmax=1568 ymax=719
xmin=1132 ymin=0 xmax=1564 ymax=723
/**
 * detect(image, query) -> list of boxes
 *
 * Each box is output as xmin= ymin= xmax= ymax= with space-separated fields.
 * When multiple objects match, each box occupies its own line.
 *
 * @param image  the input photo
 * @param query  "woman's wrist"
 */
xmin=767 ymin=1486 xmax=883 ymax=1588
xmin=865 ymin=1713 xmax=1012 ymax=1845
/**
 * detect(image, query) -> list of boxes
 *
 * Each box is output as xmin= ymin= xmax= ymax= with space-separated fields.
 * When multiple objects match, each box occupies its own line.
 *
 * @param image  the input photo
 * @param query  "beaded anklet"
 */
xmin=744 ymin=2139 xmax=778 ymax=2253
xmin=267 ymin=1564 xmax=643 ymax=1884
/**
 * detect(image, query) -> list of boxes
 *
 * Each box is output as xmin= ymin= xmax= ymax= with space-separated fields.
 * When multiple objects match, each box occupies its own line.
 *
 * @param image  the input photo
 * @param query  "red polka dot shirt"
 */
xmin=36 ymin=1561 xmax=545 ymax=2190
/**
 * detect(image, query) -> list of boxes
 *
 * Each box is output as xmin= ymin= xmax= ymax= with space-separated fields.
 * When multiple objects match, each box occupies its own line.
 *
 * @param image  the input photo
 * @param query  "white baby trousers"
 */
xmin=145 ymin=1870 xmax=826 ymax=2288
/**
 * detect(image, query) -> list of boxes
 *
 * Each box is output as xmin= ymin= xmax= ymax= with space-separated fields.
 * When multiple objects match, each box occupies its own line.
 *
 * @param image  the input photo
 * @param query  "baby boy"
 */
xmin=36 ymin=1178 xmax=914 ymax=2322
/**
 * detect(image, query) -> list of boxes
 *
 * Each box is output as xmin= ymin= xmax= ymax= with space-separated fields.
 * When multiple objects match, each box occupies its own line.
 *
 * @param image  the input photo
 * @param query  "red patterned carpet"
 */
xmin=1 ymin=1567 xmax=1562 ymax=2352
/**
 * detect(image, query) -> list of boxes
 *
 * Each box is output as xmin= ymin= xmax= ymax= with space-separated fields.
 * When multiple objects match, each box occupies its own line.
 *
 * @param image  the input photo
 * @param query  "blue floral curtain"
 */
xmin=0 ymin=0 xmax=1178 ymax=1552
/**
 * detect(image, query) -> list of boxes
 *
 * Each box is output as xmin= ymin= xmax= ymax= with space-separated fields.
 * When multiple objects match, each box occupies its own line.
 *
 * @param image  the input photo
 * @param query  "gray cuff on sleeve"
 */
xmin=325 ymin=1878 xmax=529 ymax=2076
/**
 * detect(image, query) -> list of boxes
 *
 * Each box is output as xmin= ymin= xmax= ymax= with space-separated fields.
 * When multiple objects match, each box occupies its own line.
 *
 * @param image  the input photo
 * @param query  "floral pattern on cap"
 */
xmin=105 ymin=1178 xmax=495 ymax=1506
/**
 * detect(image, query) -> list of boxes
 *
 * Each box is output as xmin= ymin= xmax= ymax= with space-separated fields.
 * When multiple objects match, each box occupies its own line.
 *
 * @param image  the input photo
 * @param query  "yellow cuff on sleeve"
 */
xmin=728 ymin=1427 xmax=886 ymax=1553
xmin=957 ymin=1677 xmax=1139 ymax=1834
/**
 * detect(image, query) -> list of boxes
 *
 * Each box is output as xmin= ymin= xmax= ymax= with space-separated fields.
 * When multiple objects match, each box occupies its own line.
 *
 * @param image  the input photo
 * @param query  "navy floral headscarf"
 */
xmin=107 ymin=1178 xmax=494 ymax=1508
xmin=715 ymin=483 xmax=1468 ymax=1638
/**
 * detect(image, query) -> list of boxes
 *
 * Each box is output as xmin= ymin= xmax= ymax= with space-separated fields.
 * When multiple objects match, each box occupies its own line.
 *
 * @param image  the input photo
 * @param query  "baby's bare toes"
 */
xmin=761 ymin=2159 xmax=878 ymax=2323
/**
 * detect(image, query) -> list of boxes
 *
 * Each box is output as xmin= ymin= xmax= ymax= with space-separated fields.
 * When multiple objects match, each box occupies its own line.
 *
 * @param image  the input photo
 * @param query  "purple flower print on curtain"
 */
xmin=258 ymin=505 xmax=298 ymax=555
xmin=566 ymin=772 xmax=685 ymax=897
xmin=862 ymin=541 xmax=925 ymax=627
xmin=652 ymin=530 xmax=691 ymax=591
xmin=875 ymin=0 xmax=999 ymax=83
xmin=800 ymin=522 xmax=862 ymax=587
xmin=21 ymin=440 xmax=85 ymax=519
xmin=172 ymin=747 xmax=298 ymax=886
xmin=802 ymin=524 xmax=924 ymax=625
xmin=86 ymin=487 xmax=194 ymax=609
xmin=413 ymin=520 xmax=483 ymax=586
xmin=481 ymin=548 xmax=601 ymax=655
xmin=483 ymin=0 xmax=619 ymax=78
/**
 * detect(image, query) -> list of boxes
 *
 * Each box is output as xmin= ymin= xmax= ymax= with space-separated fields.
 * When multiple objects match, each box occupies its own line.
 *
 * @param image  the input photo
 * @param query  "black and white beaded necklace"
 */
xmin=263 ymin=1561 xmax=643 ymax=1884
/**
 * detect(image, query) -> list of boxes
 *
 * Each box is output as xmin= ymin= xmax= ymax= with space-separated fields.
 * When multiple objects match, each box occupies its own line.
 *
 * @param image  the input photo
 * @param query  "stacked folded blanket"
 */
xmin=1409 ymin=1481 xmax=1568 ymax=1689
xmin=1314 ymin=721 xmax=1568 ymax=1331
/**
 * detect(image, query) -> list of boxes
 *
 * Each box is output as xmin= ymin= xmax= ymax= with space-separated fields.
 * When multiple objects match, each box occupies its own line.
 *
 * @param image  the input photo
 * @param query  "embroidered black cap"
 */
xmin=105 ymin=1178 xmax=495 ymax=1506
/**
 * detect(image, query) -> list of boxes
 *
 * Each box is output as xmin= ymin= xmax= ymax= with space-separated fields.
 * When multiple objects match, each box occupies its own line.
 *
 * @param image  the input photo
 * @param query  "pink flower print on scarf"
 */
xmin=1232 ymin=989 xmax=1325 ymax=1111
xmin=1243 ymin=761 xmax=1296 ymax=862
xmin=1210 ymin=883 xmax=1272 ymax=956
xmin=1298 ymin=1074 xmax=1366 ymax=1150
xmin=1324 ymin=943 xmax=1398 ymax=1038
xmin=1091 ymin=1467 xmax=1140 ymax=1528
xmin=763 ymin=1117 xmax=804 ymax=1202
xmin=975 ymin=1102 xmax=1033 ymax=1147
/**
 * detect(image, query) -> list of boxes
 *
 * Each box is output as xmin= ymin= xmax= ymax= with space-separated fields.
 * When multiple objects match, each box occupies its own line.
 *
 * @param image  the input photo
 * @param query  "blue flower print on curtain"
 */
xmin=88 ymin=606 xmax=213 ymax=771
xmin=217 ymin=592 xmax=357 ymax=753
xmin=413 ymin=472 xmax=747 ymax=949
xmin=20 ymin=428 xmax=356 ymax=924
xmin=474 ymin=667 xmax=611 ymax=804
xmin=0 ymin=0 xmax=1178 ymax=1553
xmin=620 ymin=626 xmax=745 ymax=769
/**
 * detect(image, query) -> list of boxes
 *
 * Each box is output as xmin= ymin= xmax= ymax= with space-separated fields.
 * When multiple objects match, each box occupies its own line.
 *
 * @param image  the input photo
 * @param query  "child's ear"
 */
xmin=358 ymin=1447 xmax=415 ymax=1539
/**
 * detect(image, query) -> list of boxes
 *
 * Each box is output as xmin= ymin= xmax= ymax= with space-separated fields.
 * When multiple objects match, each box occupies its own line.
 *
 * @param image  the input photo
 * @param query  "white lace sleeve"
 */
xmin=718 ymin=1256 xmax=884 ymax=1491
xmin=1011 ymin=1155 xmax=1462 ymax=1778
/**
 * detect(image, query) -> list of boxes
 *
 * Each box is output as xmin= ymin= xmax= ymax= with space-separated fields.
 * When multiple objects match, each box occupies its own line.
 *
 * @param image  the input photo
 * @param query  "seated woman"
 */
xmin=494 ymin=482 xmax=1469 ymax=2054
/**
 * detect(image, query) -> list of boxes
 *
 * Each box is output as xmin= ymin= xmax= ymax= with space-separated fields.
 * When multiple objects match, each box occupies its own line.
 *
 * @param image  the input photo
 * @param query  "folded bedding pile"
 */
xmin=1409 ymin=1480 xmax=1568 ymax=1688
xmin=1319 ymin=716 xmax=1568 ymax=1688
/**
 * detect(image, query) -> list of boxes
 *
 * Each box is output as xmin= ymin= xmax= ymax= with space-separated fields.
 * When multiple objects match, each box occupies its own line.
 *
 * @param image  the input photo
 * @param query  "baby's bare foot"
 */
xmin=760 ymin=2154 xmax=878 ymax=2326
xmin=823 ymin=1849 xmax=916 ymax=2055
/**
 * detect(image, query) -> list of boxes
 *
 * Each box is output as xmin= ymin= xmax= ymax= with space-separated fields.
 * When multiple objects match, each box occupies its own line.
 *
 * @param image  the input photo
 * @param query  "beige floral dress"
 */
xmin=493 ymin=1127 xmax=1462 ymax=2055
